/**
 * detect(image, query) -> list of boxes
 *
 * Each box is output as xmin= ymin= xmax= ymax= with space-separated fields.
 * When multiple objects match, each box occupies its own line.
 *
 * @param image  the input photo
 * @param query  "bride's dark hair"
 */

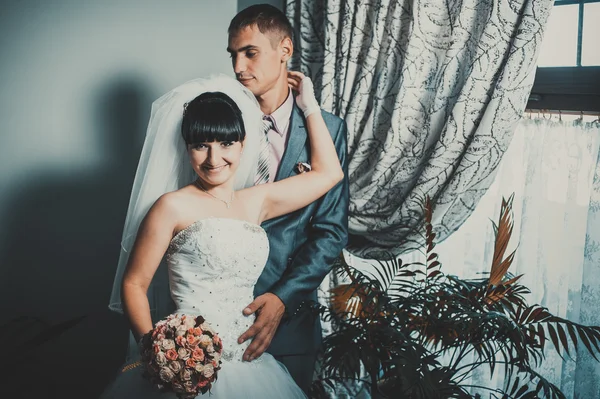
xmin=181 ymin=92 xmax=246 ymax=145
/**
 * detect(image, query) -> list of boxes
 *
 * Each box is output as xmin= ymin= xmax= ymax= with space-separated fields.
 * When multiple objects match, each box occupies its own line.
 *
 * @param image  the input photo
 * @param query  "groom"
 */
xmin=228 ymin=4 xmax=349 ymax=393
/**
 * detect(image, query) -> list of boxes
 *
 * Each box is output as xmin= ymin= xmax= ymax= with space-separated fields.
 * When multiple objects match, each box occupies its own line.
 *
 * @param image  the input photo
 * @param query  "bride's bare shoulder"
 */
xmin=159 ymin=185 xmax=199 ymax=203
xmin=150 ymin=186 xmax=198 ymax=219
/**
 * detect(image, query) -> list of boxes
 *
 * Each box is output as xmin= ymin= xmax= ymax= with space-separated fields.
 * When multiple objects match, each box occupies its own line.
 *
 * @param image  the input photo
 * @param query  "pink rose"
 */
xmin=159 ymin=367 xmax=175 ymax=382
xmin=191 ymin=348 xmax=205 ymax=362
xmin=197 ymin=379 xmax=209 ymax=388
xmin=186 ymin=358 xmax=196 ymax=368
xmin=186 ymin=334 xmax=199 ymax=347
xmin=193 ymin=327 xmax=203 ymax=336
xmin=153 ymin=344 xmax=161 ymax=354
xmin=165 ymin=349 xmax=178 ymax=361
xmin=212 ymin=336 xmax=221 ymax=345
xmin=175 ymin=336 xmax=187 ymax=347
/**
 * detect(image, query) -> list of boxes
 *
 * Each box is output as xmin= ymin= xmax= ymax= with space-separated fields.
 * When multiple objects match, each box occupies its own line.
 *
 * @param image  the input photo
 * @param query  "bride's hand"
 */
xmin=288 ymin=71 xmax=320 ymax=118
xmin=255 ymin=70 xmax=342 ymax=224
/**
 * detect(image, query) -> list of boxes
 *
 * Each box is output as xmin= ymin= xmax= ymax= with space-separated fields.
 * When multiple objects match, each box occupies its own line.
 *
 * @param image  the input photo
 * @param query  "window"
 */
xmin=528 ymin=0 xmax=600 ymax=111
xmin=537 ymin=0 xmax=600 ymax=67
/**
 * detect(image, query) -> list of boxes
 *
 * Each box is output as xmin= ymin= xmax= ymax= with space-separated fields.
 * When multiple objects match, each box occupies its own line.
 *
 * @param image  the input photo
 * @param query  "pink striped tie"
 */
xmin=255 ymin=116 xmax=274 ymax=185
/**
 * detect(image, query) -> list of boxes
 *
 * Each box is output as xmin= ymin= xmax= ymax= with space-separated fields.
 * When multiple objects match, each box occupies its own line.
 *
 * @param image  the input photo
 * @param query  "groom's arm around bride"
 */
xmin=229 ymin=4 xmax=349 ymax=394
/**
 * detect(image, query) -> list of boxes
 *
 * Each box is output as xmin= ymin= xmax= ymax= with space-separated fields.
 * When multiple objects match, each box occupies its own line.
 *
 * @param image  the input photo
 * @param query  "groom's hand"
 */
xmin=238 ymin=293 xmax=285 ymax=362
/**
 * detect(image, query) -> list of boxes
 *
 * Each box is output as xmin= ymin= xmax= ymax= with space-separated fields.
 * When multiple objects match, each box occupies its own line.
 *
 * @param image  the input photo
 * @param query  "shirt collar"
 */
xmin=265 ymin=89 xmax=293 ymax=136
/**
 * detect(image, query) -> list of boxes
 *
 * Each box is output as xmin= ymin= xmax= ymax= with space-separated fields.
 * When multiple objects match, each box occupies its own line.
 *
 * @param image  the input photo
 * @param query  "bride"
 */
xmin=102 ymin=71 xmax=342 ymax=398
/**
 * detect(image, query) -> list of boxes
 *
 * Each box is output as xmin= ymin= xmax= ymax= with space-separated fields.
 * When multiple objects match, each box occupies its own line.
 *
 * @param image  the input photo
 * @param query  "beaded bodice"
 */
xmin=166 ymin=218 xmax=269 ymax=364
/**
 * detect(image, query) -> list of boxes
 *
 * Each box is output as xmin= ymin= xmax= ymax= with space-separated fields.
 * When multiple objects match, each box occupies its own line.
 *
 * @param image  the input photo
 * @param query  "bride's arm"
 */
xmin=256 ymin=72 xmax=344 ymax=223
xmin=120 ymin=195 xmax=177 ymax=341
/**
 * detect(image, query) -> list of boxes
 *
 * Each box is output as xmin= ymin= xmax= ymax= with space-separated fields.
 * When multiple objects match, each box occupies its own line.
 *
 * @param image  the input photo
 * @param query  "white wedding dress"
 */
xmin=102 ymin=218 xmax=306 ymax=398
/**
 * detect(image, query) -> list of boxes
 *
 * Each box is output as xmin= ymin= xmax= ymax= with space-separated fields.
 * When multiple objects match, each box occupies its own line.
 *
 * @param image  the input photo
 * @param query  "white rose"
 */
xmin=194 ymin=364 xmax=205 ymax=373
xmin=198 ymin=335 xmax=212 ymax=348
xmin=161 ymin=339 xmax=175 ymax=350
xmin=200 ymin=323 xmax=215 ymax=334
xmin=183 ymin=317 xmax=196 ymax=329
xmin=177 ymin=348 xmax=191 ymax=360
xmin=154 ymin=352 xmax=168 ymax=367
xmin=175 ymin=326 xmax=188 ymax=337
xmin=206 ymin=344 xmax=215 ymax=354
xmin=202 ymin=363 xmax=214 ymax=379
xmin=169 ymin=360 xmax=183 ymax=373
xmin=168 ymin=317 xmax=182 ymax=328
xmin=180 ymin=368 xmax=193 ymax=381
xmin=184 ymin=381 xmax=196 ymax=393
xmin=159 ymin=367 xmax=175 ymax=382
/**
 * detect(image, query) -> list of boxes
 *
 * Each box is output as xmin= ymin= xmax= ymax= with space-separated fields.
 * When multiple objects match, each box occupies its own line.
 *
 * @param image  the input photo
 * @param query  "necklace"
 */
xmin=195 ymin=180 xmax=234 ymax=209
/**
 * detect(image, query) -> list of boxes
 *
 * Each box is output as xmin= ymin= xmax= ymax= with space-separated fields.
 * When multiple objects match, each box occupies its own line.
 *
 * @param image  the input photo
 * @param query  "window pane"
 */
xmin=582 ymin=2 xmax=600 ymax=66
xmin=537 ymin=4 xmax=579 ymax=67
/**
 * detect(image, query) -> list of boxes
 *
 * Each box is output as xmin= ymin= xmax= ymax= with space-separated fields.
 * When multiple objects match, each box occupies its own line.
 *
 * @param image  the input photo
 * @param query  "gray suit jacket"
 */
xmin=255 ymin=103 xmax=349 ymax=356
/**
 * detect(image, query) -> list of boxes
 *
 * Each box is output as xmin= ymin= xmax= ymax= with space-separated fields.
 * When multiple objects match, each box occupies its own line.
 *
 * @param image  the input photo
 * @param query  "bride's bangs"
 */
xmin=181 ymin=92 xmax=246 ymax=145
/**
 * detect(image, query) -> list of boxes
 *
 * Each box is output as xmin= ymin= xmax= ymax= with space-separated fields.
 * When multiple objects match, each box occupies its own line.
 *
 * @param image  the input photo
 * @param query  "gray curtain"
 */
xmin=286 ymin=0 xmax=553 ymax=258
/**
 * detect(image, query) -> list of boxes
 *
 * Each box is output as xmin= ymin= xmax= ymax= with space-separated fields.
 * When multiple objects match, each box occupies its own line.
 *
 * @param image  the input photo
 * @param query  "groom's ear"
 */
xmin=280 ymin=37 xmax=293 ymax=63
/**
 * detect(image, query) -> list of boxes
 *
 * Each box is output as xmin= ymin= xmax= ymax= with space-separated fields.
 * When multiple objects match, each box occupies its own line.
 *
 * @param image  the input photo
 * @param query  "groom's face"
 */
xmin=227 ymin=25 xmax=288 ymax=97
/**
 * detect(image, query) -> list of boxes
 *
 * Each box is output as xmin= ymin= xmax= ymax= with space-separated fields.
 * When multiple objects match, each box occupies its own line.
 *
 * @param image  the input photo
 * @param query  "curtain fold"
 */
xmin=286 ymin=0 xmax=553 ymax=258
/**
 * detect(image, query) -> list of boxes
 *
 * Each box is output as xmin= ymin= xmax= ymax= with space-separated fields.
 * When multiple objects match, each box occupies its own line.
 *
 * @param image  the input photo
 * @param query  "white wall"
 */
xmin=0 ymin=1 xmax=237 ymax=396
xmin=239 ymin=0 xmax=284 ymax=11
xmin=0 ymin=0 xmax=236 ymax=189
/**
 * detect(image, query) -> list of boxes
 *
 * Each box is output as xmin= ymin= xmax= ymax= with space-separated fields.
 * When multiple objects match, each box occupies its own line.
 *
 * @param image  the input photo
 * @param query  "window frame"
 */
xmin=527 ymin=0 xmax=600 ymax=112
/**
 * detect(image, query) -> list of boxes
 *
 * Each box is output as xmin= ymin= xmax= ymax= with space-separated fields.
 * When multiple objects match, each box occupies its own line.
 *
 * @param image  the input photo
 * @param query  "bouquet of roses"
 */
xmin=139 ymin=314 xmax=223 ymax=398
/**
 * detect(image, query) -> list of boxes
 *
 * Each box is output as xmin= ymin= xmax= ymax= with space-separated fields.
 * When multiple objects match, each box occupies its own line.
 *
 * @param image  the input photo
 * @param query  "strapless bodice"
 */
xmin=166 ymin=218 xmax=269 ymax=363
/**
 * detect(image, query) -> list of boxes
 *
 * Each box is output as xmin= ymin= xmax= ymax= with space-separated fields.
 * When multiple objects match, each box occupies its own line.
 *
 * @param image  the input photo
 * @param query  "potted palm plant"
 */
xmin=311 ymin=195 xmax=600 ymax=399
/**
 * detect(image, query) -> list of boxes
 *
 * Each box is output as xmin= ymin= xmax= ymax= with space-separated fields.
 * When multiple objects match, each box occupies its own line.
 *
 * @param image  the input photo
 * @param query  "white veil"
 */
xmin=108 ymin=74 xmax=261 ymax=317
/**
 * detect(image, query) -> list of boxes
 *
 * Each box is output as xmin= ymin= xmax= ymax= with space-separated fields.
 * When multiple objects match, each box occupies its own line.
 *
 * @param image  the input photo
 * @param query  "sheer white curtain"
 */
xmin=347 ymin=115 xmax=600 ymax=397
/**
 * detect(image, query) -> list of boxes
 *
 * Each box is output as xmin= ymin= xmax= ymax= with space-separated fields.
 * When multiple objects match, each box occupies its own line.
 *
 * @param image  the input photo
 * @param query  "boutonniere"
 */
xmin=295 ymin=162 xmax=312 ymax=173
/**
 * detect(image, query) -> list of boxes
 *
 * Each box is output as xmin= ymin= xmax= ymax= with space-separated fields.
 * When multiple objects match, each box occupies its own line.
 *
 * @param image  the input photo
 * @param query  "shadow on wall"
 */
xmin=0 ymin=76 xmax=154 ymax=399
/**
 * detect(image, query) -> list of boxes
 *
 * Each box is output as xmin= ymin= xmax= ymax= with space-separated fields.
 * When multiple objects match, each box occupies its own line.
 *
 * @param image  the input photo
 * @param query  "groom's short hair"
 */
xmin=228 ymin=4 xmax=293 ymax=47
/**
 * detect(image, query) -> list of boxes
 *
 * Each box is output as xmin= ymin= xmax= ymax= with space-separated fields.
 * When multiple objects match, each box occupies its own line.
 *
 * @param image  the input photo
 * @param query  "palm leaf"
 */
xmin=316 ymin=193 xmax=600 ymax=398
xmin=488 ymin=194 xmax=516 ymax=288
xmin=517 ymin=305 xmax=600 ymax=361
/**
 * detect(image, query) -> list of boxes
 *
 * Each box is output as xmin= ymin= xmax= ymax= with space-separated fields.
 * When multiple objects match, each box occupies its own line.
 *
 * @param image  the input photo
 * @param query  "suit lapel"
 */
xmin=275 ymin=104 xmax=307 ymax=181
